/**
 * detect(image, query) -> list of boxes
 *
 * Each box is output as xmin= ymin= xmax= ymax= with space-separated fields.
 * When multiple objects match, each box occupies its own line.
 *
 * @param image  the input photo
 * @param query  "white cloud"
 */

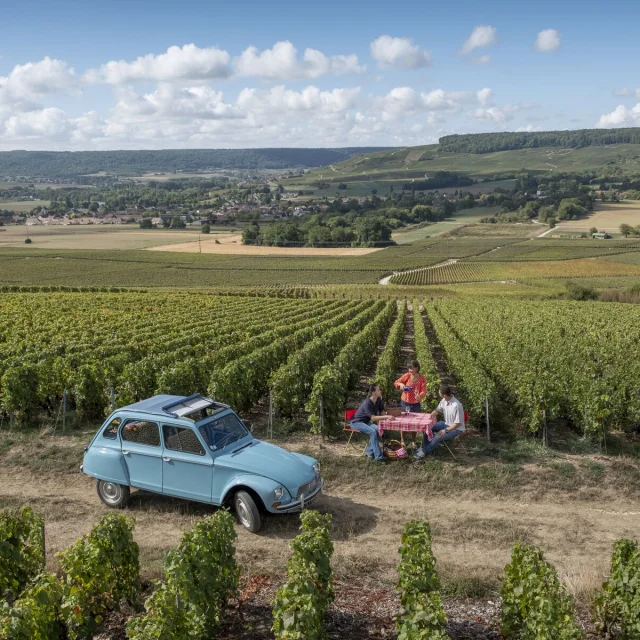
xmin=377 ymin=87 xmax=467 ymax=121
xmin=234 ymin=41 xmax=363 ymax=80
xmin=471 ymin=55 xmax=491 ymax=65
xmin=596 ymin=104 xmax=640 ymax=128
xmin=461 ymin=25 xmax=497 ymax=54
xmin=86 ymin=44 xmax=232 ymax=84
xmin=0 ymin=57 xmax=77 ymax=107
xmin=112 ymin=84 xmax=243 ymax=121
xmin=468 ymin=106 xmax=511 ymax=123
xmin=516 ymin=123 xmax=542 ymax=132
xmin=615 ymin=88 xmax=640 ymax=98
xmin=3 ymin=107 xmax=72 ymax=138
xmin=236 ymin=85 xmax=360 ymax=113
xmin=534 ymin=29 xmax=561 ymax=53
xmin=477 ymin=88 xmax=493 ymax=106
xmin=370 ymin=35 xmax=431 ymax=70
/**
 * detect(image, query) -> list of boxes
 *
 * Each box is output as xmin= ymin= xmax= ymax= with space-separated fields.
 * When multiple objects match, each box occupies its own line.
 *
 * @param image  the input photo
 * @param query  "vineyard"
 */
xmin=2 ymin=506 xmax=640 ymax=639
xmin=1 ymin=291 xmax=640 ymax=442
xmin=390 ymin=258 xmax=640 ymax=285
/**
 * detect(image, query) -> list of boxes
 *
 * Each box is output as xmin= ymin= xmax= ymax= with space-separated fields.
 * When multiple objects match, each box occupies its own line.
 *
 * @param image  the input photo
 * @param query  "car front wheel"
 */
xmin=96 ymin=480 xmax=130 ymax=508
xmin=234 ymin=491 xmax=261 ymax=533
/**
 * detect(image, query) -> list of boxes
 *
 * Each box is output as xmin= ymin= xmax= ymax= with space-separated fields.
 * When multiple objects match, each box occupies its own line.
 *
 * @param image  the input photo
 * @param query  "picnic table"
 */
xmin=378 ymin=412 xmax=435 ymax=443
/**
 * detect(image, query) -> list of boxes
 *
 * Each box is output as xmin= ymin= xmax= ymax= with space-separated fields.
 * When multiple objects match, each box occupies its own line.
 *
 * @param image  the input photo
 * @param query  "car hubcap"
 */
xmin=101 ymin=482 xmax=120 ymax=504
xmin=237 ymin=500 xmax=251 ymax=528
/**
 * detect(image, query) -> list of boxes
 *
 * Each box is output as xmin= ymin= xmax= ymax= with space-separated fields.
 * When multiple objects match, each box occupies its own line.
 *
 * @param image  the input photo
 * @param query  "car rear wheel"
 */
xmin=234 ymin=491 xmax=261 ymax=533
xmin=96 ymin=480 xmax=130 ymax=508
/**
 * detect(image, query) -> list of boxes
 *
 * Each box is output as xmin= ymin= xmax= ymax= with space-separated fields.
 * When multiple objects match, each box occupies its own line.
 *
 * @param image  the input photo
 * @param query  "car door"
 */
xmin=161 ymin=424 xmax=213 ymax=503
xmin=120 ymin=418 xmax=163 ymax=492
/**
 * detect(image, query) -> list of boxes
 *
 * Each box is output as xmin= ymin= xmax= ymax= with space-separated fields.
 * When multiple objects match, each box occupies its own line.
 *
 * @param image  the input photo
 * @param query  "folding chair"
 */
xmin=343 ymin=409 xmax=367 ymax=456
xmin=443 ymin=411 xmax=469 ymax=461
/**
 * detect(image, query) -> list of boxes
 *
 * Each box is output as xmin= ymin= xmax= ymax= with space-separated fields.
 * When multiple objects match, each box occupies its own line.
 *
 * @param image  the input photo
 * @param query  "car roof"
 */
xmin=119 ymin=394 xmax=229 ymax=420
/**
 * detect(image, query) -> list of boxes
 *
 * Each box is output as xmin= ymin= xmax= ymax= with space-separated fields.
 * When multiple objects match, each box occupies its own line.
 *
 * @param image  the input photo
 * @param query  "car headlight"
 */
xmin=313 ymin=462 xmax=320 ymax=475
xmin=274 ymin=487 xmax=285 ymax=500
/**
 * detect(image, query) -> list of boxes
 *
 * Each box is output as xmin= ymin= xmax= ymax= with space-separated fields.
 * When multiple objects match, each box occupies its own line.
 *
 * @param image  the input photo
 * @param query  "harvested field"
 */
xmin=556 ymin=201 xmax=640 ymax=232
xmin=148 ymin=236 xmax=381 ymax=256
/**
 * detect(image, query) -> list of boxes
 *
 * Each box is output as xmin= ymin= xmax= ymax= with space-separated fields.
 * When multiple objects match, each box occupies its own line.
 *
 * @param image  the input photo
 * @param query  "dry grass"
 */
xmin=147 ymin=238 xmax=381 ymax=256
xmin=0 ymin=199 xmax=50 ymax=212
xmin=556 ymin=201 xmax=640 ymax=232
xmin=1 ymin=430 xmax=638 ymax=603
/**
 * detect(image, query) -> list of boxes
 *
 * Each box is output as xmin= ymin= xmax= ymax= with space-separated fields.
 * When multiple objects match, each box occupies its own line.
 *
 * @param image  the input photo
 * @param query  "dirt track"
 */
xmin=2 ymin=461 xmax=637 ymax=600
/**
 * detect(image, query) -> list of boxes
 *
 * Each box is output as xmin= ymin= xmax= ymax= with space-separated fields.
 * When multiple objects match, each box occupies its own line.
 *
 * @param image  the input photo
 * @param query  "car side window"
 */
xmin=163 ymin=425 xmax=205 ymax=456
xmin=103 ymin=416 xmax=122 ymax=440
xmin=121 ymin=420 xmax=160 ymax=447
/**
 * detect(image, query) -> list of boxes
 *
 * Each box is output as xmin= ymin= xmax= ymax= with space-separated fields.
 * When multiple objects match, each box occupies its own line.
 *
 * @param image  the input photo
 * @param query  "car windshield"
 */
xmin=198 ymin=413 xmax=249 ymax=451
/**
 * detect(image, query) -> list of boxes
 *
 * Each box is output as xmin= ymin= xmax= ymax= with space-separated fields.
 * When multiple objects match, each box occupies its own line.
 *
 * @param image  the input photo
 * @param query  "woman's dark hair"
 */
xmin=368 ymin=384 xmax=380 ymax=396
xmin=439 ymin=384 xmax=453 ymax=397
xmin=410 ymin=360 xmax=420 ymax=372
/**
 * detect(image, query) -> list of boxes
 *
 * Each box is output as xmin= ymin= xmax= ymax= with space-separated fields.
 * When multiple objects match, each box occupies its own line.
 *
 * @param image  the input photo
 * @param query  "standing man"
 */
xmin=351 ymin=384 xmax=387 ymax=463
xmin=415 ymin=384 xmax=464 ymax=459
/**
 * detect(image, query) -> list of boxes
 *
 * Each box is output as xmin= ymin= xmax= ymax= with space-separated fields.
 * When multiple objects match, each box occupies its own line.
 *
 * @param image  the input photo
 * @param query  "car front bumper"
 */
xmin=276 ymin=477 xmax=323 ymax=513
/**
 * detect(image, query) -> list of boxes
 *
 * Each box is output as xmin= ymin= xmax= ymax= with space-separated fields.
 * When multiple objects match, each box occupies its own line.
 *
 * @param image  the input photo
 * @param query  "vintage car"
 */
xmin=81 ymin=394 xmax=323 ymax=532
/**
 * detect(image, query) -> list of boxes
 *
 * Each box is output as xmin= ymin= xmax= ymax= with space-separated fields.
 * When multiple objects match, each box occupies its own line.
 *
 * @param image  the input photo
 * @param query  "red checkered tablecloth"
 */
xmin=378 ymin=412 xmax=435 ymax=441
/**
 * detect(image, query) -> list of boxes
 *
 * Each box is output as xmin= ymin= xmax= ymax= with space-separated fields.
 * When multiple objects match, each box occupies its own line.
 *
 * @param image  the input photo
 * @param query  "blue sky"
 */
xmin=0 ymin=0 xmax=638 ymax=150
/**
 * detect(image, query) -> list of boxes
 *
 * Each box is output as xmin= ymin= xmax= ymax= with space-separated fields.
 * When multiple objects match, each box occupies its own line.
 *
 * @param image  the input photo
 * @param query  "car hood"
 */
xmin=216 ymin=439 xmax=315 ymax=493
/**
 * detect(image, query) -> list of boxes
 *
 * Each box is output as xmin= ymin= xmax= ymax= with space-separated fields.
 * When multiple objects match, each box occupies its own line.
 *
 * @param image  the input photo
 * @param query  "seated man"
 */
xmin=350 ymin=384 xmax=387 ymax=463
xmin=415 ymin=384 xmax=464 ymax=459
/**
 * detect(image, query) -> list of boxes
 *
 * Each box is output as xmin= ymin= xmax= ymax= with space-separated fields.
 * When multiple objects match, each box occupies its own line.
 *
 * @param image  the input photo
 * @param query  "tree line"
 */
xmin=439 ymin=128 xmax=640 ymax=154
xmin=0 ymin=148 xmax=391 ymax=178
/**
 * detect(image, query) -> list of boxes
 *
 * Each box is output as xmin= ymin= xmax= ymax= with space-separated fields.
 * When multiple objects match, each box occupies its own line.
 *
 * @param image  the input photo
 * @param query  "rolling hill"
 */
xmin=288 ymin=142 xmax=640 ymax=188
xmin=0 ymin=147 xmax=393 ymax=178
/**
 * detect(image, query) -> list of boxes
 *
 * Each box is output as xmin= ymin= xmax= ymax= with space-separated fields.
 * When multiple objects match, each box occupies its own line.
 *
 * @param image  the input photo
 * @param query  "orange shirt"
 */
xmin=394 ymin=373 xmax=427 ymax=404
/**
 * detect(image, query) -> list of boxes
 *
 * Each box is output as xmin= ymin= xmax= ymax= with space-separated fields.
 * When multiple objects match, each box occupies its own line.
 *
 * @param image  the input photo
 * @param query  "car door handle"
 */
xmin=163 ymin=456 xmax=171 ymax=462
xmin=122 ymin=450 xmax=130 ymax=455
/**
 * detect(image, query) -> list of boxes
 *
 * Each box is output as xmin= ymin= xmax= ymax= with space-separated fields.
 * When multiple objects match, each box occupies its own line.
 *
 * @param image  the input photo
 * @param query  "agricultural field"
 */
xmin=555 ymin=201 xmax=640 ymax=233
xmin=287 ymin=143 xmax=640 ymax=185
xmin=0 ymin=225 xmax=234 ymax=250
xmin=2 ymin=291 xmax=640 ymax=638
xmin=0 ymin=199 xmax=50 ymax=212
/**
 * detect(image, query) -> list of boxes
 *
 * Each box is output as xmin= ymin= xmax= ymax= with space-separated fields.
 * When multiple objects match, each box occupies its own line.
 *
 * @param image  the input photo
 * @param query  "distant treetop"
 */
xmin=438 ymin=128 xmax=640 ymax=154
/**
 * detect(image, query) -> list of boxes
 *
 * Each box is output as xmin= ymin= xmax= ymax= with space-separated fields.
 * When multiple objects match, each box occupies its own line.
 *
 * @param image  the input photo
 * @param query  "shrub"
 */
xmin=501 ymin=542 xmax=584 ymax=640
xmin=0 ymin=365 xmax=40 ymax=425
xmin=58 ymin=514 xmax=140 ymax=640
xmin=127 ymin=511 xmax=239 ymax=640
xmin=272 ymin=510 xmax=334 ymax=640
xmin=396 ymin=520 xmax=448 ymax=640
xmin=0 ymin=507 xmax=44 ymax=601
xmin=0 ymin=573 xmax=62 ymax=640
xmin=593 ymin=539 xmax=640 ymax=637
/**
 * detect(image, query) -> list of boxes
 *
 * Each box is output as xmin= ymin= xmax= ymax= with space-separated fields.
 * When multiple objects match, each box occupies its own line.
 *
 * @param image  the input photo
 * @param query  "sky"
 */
xmin=1 ymin=0 xmax=639 ymax=151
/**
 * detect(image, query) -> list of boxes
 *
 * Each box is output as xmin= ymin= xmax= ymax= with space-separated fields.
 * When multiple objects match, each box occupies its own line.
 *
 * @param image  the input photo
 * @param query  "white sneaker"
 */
xmin=414 ymin=449 xmax=425 ymax=459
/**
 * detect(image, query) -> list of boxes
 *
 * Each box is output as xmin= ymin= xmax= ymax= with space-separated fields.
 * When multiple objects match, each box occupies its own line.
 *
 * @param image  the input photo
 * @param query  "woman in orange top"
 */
xmin=394 ymin=360 xmax=427 ymax=412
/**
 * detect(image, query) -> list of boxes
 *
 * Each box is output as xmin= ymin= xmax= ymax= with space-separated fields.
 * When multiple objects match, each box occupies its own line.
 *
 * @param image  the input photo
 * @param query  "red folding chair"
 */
xmin=343 ymin=409 xmax=367 ymax=455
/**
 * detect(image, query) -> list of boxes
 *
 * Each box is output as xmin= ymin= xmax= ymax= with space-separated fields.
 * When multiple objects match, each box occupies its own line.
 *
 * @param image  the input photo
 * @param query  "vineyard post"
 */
xmin=485 ymin=396 xmax=491 ymax=442
xmin=110 ymin=387 xmax=115 ymax=412
xmin=9 ymin=411 xmax=14 ymax=429
xmin=63 ymin=389 xmax=67 ymax=432
xmin=268 ymin=389 xmax=274 ymax=440
xmin=319 ymin=395 xmax=325 ymax=442
xmin=41 ymin=522 xmax=46 ymax=568
xmin=542 ymin=409 xmax=548 ymax=447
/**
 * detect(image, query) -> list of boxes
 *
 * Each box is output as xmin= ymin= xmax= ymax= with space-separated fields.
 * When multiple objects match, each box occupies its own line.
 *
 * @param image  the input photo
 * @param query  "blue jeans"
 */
xmin=351 ymin=421 xmax=384 ymax=460
xmin=422 ymin=421 xmax=463 ymax=454
xmin=402 ymin=401 xmax=422 ymax=413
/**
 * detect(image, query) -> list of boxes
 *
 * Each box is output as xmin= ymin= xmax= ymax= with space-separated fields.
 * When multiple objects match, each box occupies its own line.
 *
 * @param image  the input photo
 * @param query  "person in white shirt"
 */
xmin=415 ymin=384 xmax=464 ymax=459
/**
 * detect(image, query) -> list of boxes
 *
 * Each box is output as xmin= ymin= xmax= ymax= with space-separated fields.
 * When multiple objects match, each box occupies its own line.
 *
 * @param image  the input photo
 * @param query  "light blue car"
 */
xmin=81 ymin=394 xmax=323 ymax=532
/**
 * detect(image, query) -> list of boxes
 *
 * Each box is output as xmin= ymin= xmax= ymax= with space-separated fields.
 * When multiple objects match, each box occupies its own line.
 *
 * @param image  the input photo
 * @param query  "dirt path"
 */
xmin=1 ymin=463 xmax=635 ymax=601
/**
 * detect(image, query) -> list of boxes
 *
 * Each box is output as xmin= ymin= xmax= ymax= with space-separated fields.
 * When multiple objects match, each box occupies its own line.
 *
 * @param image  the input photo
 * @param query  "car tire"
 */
xmin=96 ymin=480 xmax=130 ymax=508
xmin=234 ymin=491 xmax=261 ymax=533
